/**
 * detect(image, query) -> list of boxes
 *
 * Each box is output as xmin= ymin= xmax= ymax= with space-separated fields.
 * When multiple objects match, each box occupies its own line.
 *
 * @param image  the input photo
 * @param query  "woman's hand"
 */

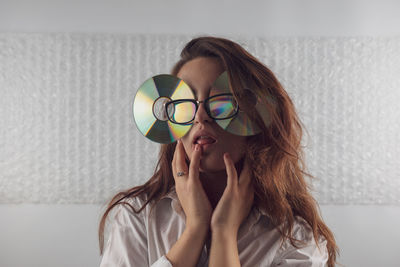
xmin=210 ymin=153 xmax=254 ymax=237
xmin=172 ymin=140 xmax=213 ymax=231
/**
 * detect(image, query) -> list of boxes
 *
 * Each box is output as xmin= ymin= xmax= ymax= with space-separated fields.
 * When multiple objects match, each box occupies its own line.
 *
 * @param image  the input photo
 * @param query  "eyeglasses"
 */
xmin=165 ymin=93 xmax=239 ymax=125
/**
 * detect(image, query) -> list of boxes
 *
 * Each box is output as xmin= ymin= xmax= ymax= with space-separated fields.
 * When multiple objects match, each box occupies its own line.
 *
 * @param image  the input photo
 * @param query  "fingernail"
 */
xmin=195 ymin=144 xmax=200 ymax=151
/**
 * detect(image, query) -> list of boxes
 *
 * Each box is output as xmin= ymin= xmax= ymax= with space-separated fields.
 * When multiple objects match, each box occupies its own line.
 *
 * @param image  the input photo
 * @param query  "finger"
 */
xmin=175 ymin=140 xmax=188 ymax=178
xmin=188 ymin=144 xmax=202 ymax=180
xmin=239 ymin=157 xmax=252 ymax=187
xmin=223 ymin=153 xmax=238 ymax=189
xmin=172 ymin=144 xmax=177 ymax=175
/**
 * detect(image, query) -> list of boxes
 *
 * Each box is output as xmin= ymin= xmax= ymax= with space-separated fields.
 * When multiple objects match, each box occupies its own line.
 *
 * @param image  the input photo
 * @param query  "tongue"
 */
xmin=197 ymin=138 xmax=215 ymax=145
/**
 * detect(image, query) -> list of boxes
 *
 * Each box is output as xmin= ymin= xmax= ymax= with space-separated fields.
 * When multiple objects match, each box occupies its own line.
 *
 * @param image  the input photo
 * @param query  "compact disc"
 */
xmin=133 ymin=74 xmax=195 ymax=144
xmin=211 ymin=71 xmax=264 ymax=136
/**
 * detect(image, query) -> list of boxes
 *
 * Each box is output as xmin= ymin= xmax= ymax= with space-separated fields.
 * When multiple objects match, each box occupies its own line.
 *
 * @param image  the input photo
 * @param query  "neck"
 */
xmin=199 ymin=158 xmax=244 ymax=209
xmin=199 ymin=170 xmax=227 ymax=209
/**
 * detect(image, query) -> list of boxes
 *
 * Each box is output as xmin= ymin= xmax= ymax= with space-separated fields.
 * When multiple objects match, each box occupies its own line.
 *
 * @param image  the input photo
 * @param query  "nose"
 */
xmin=194 ymin=101 xmax=212 ymax=124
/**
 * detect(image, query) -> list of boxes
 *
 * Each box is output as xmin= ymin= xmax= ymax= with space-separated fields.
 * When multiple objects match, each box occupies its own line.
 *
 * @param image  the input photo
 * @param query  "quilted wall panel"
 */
xmin=0 ymin=33 xmax=399 ymax=204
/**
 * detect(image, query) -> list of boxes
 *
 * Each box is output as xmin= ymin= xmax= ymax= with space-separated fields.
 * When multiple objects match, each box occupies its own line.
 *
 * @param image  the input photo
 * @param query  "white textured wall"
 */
xmin=1 ymin=0 xmax=400 ymax=36
xmin=1 ymin=34 xmax=399 ymax=205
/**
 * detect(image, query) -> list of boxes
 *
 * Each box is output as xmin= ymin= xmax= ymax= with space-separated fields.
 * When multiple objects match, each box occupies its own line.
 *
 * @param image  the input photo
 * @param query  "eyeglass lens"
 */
xmin=167 ymin=94 xmax=237 ymax=124
xmin=168 ymin=101 xmax=196 ymax=124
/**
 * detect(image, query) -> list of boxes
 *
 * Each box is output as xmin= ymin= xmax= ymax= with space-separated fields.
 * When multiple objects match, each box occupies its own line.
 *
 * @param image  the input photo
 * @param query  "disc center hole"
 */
xmin=152 ymin=96 xmax=172 ymax=121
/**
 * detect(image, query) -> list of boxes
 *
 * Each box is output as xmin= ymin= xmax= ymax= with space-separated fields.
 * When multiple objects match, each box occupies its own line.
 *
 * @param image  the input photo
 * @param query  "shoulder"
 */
xmin=289 ymin=216 xmax=327 ymax=248
xmin=272 ymin=216 xmax=328 ymax=266
xmin=291 ymin=216 xmax=317 ymax=242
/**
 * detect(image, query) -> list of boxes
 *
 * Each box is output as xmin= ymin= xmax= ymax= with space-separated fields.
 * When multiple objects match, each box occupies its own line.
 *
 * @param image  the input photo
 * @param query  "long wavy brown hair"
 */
xmin=99 ymin=36 xmax=339 ymax=266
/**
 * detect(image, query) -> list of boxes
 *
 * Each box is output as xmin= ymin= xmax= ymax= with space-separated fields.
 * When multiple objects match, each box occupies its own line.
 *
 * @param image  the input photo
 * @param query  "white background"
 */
xmin=1 ymin=1 xmax=400 ymax=266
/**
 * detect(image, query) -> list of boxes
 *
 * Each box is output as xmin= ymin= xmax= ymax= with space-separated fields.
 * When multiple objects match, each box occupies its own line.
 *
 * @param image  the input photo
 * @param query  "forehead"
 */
xmin=176 ymin=57 xmax=224 ymax=97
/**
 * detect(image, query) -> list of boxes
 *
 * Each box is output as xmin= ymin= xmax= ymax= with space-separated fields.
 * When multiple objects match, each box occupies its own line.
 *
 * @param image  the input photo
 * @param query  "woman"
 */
xmin=98 ymin=36 xmax=339 ymax=266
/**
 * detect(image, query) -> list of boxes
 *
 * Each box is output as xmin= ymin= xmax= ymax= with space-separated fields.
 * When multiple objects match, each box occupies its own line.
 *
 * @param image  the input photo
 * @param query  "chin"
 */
xmin=199 ymin=159 xmax=225 ymax=173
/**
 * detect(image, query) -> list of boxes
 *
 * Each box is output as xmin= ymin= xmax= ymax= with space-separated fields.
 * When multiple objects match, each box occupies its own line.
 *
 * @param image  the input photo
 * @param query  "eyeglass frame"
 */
xmin=165 ymin=93 xmax=240 ymax=125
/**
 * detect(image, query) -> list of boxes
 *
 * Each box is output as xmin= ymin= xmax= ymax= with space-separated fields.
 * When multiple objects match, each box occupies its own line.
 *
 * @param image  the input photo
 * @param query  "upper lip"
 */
xmin=192 ymin=130 xmax=217 ymax=144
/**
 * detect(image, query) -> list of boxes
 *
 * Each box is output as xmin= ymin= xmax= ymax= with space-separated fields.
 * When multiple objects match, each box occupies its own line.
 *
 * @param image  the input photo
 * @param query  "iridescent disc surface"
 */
xmin=133 ymin=74 xmax=195 ymax=144
xmin=211 ymin=71 xmax=263 ymax=136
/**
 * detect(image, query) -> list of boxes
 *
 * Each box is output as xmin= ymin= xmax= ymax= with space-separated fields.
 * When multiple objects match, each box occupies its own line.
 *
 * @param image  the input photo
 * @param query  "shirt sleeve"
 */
xmin=99 ymin=199 xmax=173 ymax=267
xmin=271 ymin=218 xmax=329 ymax=267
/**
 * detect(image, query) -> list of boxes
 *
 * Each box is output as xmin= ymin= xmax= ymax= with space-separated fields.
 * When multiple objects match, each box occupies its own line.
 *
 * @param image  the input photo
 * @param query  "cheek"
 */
xmin=229 ymin=146 xmax=245 ymax=163
xmin=222 ymin=137 xmax=247 ymax=161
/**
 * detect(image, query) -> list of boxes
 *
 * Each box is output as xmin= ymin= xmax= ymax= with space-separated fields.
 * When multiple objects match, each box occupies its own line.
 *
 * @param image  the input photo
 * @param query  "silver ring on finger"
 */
xmin=177 ymin=171 xmax=186 ymax=177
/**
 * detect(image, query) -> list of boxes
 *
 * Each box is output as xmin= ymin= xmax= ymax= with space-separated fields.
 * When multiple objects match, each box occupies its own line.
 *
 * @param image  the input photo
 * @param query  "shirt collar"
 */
xmin=162 ymin=185 xmax=178 ymax=200
xmin=160 ymin=186 xmax=185 ymax=219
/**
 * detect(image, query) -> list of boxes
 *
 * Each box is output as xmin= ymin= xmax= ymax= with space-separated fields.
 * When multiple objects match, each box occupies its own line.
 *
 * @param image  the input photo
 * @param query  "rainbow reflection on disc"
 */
xmin=211 ymin=71 xmax=262 ymax=136
xmin=133 ymin=74 xmax=195 ymax=144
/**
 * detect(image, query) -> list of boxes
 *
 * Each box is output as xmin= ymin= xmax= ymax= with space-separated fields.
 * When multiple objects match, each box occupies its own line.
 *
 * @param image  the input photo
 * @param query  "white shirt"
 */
xmin=100 ymin=187 xmax=328 ymax=267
